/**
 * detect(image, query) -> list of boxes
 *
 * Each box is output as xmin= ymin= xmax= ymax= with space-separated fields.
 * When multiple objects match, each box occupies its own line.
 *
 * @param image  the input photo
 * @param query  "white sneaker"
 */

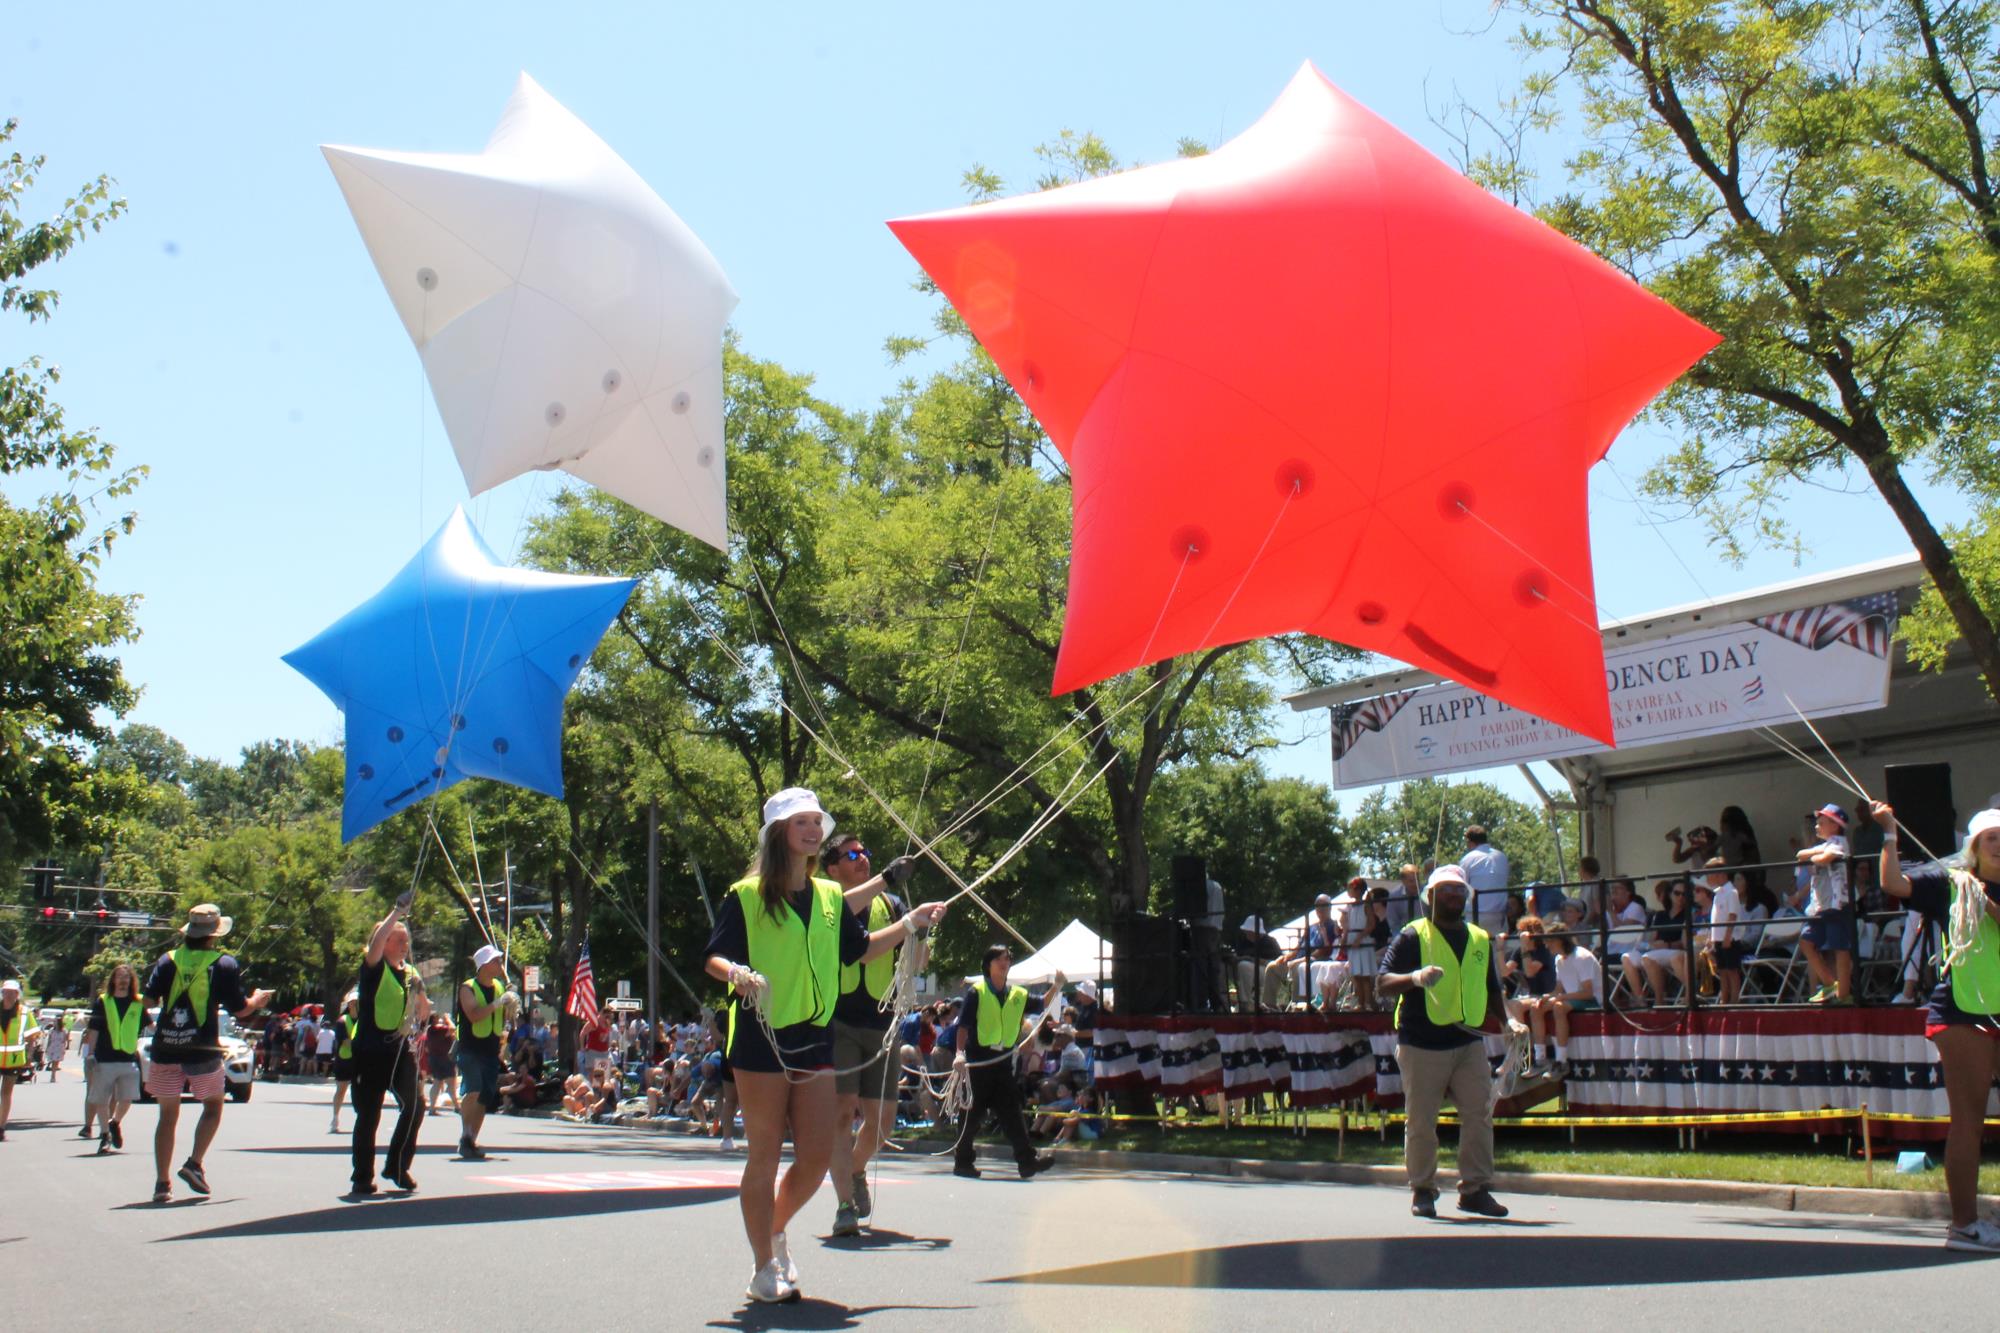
xmin=745 ymin=1259 xmax=797 ymax=1303
xmin=772 ymin=1231 xmax=799 ymax=1286
xmin=719 ymin=1135 xmax=736 ymax=1152
xmin=1945 ymin=1219 xmax=2000 ymax=1253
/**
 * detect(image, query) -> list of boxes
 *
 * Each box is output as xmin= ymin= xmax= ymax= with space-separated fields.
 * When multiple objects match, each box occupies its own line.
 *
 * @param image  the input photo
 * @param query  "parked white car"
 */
xmin=137 ymin=1009 xmax=256 ymax=1103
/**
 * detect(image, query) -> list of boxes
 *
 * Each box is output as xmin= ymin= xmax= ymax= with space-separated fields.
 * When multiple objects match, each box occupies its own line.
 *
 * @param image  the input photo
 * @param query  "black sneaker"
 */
xmin=1411 ymin=1188 xmax=1439 ymax=1218
xmin=177 ymin=1160 xmax=210 ymax=1196
xmin=108 ymin=1121 xmax=123 ymax=1150
xmin=152 ymin=1180 xmax=172 ymax=1204
xmin=1018 ymin=1154 xmax=1056 ymax=1179
xmin=952 ymin=1162 xmax=981 ymax=1179
xmin=97 ymin=1132 xmax=112 ymax=1155
xmin=77 ymin=1126 xmax=93 ymax=1139
xmin=1458 ymin=1188 xmax=1509 ymax=1218
xmin=388 ymin=1170 xmax=418 ymax=1193
xmin=458 ymin=1138 xmax=487 ymax=1161
xmin=346 ymin=1180 xmax=378 ymax=1198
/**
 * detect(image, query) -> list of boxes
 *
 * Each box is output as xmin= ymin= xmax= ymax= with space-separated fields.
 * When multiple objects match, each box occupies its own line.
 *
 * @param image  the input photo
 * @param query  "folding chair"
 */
xmin=1741 ymin=916 xmax=1806 ymax=1002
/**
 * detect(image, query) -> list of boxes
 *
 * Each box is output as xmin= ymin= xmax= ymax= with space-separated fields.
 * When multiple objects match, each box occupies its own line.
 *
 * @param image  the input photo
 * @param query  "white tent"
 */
xmin=992 ymin=919 xmax=1110 ymax=987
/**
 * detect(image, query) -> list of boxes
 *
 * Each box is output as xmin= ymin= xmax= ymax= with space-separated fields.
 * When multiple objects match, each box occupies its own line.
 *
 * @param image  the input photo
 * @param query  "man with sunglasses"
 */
xmin=822 ymin=833 xmax=920 ymax=1236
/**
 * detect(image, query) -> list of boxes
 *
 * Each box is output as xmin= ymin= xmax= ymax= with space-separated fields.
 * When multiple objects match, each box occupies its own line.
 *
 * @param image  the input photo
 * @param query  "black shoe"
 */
xmin=108 ymin=1121 xmax=123 ymax=1150
xmin=97 ymin=1132 xmax=112 ymax=1155
xmin=458 ymin=1137 xmax=487 ymax=1161
xmin=952 ymin=1162 xmax=981 ymax=1179
xmin=1457 ymin=1188 xmax=1509 ymax=1218
xmin=1411 ymin=1188 xmax=1439 ymax=1218
xmin=77 ymin=1126 xmax=93 ymax=1139
xmin=1018 ymin=1154 xmax=1056 ymax=1179
xmin=388 ymin=1170 xmax=418 ymax=1193
xmin=177 ymin=1160 xmax=210 ymax=1196
xmin=152 ymin=1180 xmax=171 ymax=1203
xmin=346 ymin=1180 xmax=378 ymax=1198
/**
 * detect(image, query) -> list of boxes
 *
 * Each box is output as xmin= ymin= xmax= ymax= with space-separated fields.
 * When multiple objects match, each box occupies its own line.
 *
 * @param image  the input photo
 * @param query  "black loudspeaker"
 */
xmin=1112 ymin=913 xmax=1180 ymax=1015
xmin=1884 ymin=763 xmax=1956 ymax=860
xmin=1171 ymin=854 xmax=1209 ymax=921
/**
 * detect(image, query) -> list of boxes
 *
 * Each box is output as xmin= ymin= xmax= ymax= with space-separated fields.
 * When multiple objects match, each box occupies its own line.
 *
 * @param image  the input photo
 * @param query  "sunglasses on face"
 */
xmin=840 ymin=846 xmax=870 ymax=862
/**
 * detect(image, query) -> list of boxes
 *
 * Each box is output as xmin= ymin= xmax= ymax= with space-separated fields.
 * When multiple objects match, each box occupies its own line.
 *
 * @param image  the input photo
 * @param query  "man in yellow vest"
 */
xmin=455 ymin=943 xmax=512 ymax=1162
xmin=1378 ymin=864 xmax=1518 ymax=1219
xmin=822 ymin=831 xmax=920 ymax=1234
xmin=348 ymin=892 xmax=431 ymax=1196
xmin=141 ymin=903 xmax=275 ymax=1203
xmin=951 ymin=944 xmax=1055 ymax=1180
xmin=0 ymin=978 xmax=27 ymax=1141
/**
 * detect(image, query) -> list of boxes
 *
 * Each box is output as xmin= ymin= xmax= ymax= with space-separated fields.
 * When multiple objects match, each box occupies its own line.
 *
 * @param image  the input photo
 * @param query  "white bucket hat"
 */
xmin=1423 ymin=864 xmax=1468 ymax=905
xmin=472 ymin=943 xmax=505 ymax=970
xmin=761 ymin=787 xmax=834 ymax=841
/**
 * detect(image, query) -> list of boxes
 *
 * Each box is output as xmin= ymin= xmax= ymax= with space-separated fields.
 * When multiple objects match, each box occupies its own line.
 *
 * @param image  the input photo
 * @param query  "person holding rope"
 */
xmin=0 ymin=978 xmax=27 ymax=1141
xmin=1872 ymin=801 xmax=2000 ymax=1254
xmin=820 ymin=830 xmax=920 ymax=1237
xmin=1379 ymin=865 xmax=1518 ymax=1220
xmin=329 ymin=991 xmax=358 ymax=1134
xmin=455 ymin=943 xmax=511 ymax=1162
xmin=83 ymin=963 xmax=148 ymax=1154
xmin=142 ymin=903 xmax=274 ymax=1203
xmin=348 ymin=893 xmax=430 ymax=1197
xmin=702 ymin=787 xmax=947 ymax=1305
xmin=951 ymin=944 xmax=1057 ymax=1181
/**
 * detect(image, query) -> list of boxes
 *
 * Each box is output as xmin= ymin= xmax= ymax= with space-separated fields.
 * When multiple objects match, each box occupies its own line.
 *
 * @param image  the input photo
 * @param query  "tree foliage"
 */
xmin=1470 ymin=1 xmax=2000 ymax=698
xmin=1345 ymin=777 xmax=1573 ymax=885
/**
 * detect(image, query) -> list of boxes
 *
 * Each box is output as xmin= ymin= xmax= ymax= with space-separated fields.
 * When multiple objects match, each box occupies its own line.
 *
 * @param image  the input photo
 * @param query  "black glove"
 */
xmin=881 ymin=855 xmax=917 ymax=889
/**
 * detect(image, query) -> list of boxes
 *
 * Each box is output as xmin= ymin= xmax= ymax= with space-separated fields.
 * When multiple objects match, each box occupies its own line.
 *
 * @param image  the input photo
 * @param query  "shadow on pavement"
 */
xmin=704 ymin=1299 xmax=973 ymax=1331
xmin=994 ymin=1234 xmax=1962 ymax=1290
xmin=817 ymin=1226 xmax=952 ymax=1253
xmin=160 ymin=1186 xmax=735 ymax=1241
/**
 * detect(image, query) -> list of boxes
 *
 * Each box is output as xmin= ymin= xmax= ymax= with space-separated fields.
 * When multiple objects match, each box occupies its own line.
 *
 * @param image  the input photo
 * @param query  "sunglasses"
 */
xmin=840 ymin=846 xmax=870 ymax=862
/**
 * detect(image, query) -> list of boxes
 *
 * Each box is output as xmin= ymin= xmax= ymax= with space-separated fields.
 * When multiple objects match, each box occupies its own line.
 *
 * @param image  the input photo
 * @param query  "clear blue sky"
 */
xmin=4 ymin=4 xmax=1963 ymax=813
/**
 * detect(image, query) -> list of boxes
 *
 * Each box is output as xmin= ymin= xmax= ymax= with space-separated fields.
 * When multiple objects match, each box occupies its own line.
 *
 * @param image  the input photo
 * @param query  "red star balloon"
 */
xmin=889 ymin=63 xmax=1719 ymax=743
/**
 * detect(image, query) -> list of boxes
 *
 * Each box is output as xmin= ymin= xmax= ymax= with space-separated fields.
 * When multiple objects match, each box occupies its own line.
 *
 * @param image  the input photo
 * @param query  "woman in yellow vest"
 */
xmin=1874 ymin=802 xmax=2000 ymax=1254
xmin=703 ymin=788 xmax=946 ymax=1305
xmin=0 ymin=977 xmax=26 ymax=1141
xmin=1378 ymin=864 xmax=1518 ymax=1221
xmin=348 ymin=892 xmax=431 ymax=1196
xmin=329 ymin=991 xmax=359 ymax=1134
xmin=951 ymin=943 xmax=1055 ymax=1181
xmin=84 ymin=963 xmax=148 ymax=1154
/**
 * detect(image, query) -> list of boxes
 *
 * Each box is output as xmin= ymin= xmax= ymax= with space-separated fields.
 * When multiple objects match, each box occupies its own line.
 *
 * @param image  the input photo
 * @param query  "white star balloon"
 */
xmin=323 ymin=73 xmax=737 ymax=549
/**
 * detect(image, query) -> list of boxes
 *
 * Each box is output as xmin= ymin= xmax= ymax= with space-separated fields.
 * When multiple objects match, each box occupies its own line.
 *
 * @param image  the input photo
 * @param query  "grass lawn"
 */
xmin=1073 ymin=1114 xmax=2000 ymax=1194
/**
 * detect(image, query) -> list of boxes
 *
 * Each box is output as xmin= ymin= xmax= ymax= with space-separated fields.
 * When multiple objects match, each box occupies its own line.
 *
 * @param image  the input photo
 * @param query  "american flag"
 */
xmin=1751 ymin=593 xmax=1899 ymax=659
xmin=565 ymin=940 xmax=599 ymax=1023
xmin=1329 ymin=690 xmax=1417 ymax=760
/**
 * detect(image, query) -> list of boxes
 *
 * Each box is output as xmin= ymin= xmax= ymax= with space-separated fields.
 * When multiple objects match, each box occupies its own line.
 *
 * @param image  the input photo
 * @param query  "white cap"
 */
xmin=1075 ymin=978 xmax=1098 ymax=1000
xmin=0 ymin=978 xmax=18 ymax=995
xmin=761 ymin=787 xmax=834 ymax=840
xmin=1969 ymin=809 xmax=2000 ymax=843
xmin=1240 ymin=915 xmax=1265 ymax=934
xmin=1424 ymin=864 xmax=1468 ymax=903
xmin=472 ymin=944 xmax=505 ymax=970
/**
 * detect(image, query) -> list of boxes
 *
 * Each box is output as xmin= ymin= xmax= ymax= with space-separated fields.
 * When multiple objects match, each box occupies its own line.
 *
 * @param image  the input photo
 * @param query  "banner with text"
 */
xmin=1329 ymin=594 xmax=1897 ymax=788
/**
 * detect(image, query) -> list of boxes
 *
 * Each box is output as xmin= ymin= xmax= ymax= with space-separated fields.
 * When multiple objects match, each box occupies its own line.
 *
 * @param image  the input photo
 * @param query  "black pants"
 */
xmin=952 ymin=1062 xmax=1035 ymax=1170
xmin=350 ymin=1044 xmax=423 ymax=1185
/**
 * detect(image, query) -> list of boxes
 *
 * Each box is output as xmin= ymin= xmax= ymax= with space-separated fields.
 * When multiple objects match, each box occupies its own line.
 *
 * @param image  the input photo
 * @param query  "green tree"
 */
xmin=1345 ymin=778 xmax=1571 ymax=886
xmin=0 ymin=120 xmax=143 ymax=865
xmin=1144 ymin=761 xmax=1353 ymax=932
xmin=1475 ymin=2 xmax=2000 ymax=697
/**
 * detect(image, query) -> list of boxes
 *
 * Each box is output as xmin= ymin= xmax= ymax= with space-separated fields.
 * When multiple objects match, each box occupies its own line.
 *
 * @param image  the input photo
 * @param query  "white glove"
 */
xmin=727 ymin=964 xmax=768 ymax=1004
xmin=1506 ymin=1018 xmax=1529 ymax=1040
xmin=1415 ymin=965 xmax=1445 ymax=989
xmin=952 ymin=1052 xmax=967 ymax=1069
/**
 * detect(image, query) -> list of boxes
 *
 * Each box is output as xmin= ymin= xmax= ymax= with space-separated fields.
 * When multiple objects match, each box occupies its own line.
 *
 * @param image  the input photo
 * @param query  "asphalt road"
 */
xmin=5 ymin=1071 xmax=1998 ymax=1330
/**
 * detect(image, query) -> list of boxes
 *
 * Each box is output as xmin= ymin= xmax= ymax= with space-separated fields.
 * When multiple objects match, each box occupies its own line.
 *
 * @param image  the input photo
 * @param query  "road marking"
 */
xmin=472 ymin=1168 xmax=744 ymax=1193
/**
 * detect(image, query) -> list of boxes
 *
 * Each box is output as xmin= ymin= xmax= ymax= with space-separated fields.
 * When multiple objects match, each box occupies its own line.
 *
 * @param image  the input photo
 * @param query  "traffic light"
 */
xmin=29 ymin=860 xmax=60 ymax=900
xmin=93 ymin=908 xmax=112 ymax=925
xmin=38 ymin=906 xmax=68 ymax=922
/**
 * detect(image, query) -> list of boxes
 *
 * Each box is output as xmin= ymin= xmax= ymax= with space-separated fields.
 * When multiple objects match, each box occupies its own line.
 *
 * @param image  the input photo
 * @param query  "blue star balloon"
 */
xmin=285 ymin=506 xmax=638 ymax=841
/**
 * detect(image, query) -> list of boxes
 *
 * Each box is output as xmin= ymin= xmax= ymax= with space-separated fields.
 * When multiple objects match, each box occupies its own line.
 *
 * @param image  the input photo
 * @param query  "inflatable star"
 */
xmin=890 ymin=63 xmax=1719 ymax=741
xmin=285 ymin=507 xmax=637 ymax=841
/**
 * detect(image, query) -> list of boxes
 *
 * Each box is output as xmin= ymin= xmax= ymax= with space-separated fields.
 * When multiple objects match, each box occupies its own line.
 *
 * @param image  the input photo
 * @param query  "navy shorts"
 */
xmin=1712 ymin=943 xmax=1749 ymax=972
xmin=1802 ymin=911 xmax=1855 ymax=955
xmin=456 ymin=1050 xmax=501 ymax=1105
xmin=725 ymin=1014 xmax=832 ymax=1077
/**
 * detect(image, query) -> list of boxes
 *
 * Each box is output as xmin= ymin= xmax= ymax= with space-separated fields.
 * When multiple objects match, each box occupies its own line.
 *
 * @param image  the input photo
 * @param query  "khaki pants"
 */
xmin=1396 ymin=1040 xmax=1493 ymax=1195
xmin=1236 ymin=959 xmax=1282 ymax=1011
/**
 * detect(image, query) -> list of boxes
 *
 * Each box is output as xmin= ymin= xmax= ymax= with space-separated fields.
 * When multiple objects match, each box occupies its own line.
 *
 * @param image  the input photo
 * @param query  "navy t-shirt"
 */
xmin=1382 ymin=923 xmax=1504 ymax=1051
xmin=1905 ymin=866 xmax=2000 ymax=1027
xmin=1512 ymin=945 xmax=1558 ymax=998
xmin=831 ymin=892 xmax=905 ymax=1029
xmin=86 ymin=994 xmax=150 ymax=1064
xmin=143 ymin=950 xmax=249 ymax=1065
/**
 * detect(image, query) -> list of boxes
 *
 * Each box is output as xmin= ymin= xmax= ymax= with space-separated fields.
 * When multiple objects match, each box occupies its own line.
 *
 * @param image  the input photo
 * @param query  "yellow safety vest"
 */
xmin=727 ymin=878 xmax=843 ymax=1052
xmin=1397 ymin=918 xmax=1492 ymax=1029
xmin=839 ymin=895 xmax=896 ymax=1001
xmin=0 ymin=1008 xmax=25 ymax=1069
xmin=1946 ymin=871 xmax=2000 ymax=1014
xmin=974 ymin=983 xmax=1029 ymax=1049
xmin=165 ymin=948 xmax=222 ymax=1018
xmin=101 ymin=993 xmax=142 ymax=1055
xmin=459 ymin=976 xmax=506 ymax=1040
xmin=372 ymin=961 xmax=415 ymax=1033
xmin=338 ymin=1013 xmax=357 ymax=1060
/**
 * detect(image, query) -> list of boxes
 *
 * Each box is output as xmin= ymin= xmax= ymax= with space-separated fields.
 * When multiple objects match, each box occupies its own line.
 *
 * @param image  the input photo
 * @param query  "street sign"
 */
xmin=616 ymin=979 xmax=631 ymax=999
xmin=522 ymin=965 xmax=541 ymax=992
xmin=116 ymin=912 xmax=153 ymax=928
xmin=606 ymin=997 xmax=642 ymax=1012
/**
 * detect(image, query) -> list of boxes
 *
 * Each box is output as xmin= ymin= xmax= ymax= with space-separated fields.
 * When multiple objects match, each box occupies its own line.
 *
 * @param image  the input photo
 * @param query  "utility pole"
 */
xmin=646 ymin=801 xmax=660 ymax=1029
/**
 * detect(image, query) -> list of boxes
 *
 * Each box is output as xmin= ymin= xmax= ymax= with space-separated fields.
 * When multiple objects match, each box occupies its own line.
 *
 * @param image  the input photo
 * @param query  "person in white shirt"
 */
xmin=1698 ymin=858 xmax=1746 ymax=1004
xmin=1546 ymin=930 xmax=1599 ymax=1075
xmin=1606 ymin=878 xmax=1653 ymax=1006
xmin=1337 ymin=877 xmax=1378 ymax=1011
xmin=1460 ymin=826 xmax=1511 ymax=933
xmin=1795 ymin=803 xmax=1855 ymax=1004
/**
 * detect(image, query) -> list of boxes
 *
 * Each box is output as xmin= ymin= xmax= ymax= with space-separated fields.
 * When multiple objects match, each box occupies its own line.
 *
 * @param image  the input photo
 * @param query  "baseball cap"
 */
xmin=1240 ymin=915 xmax=1265 ymax=934
xmin=1075 ymin=979 xmax=1099 ymax=1001
xmin=761 ymin=787 xmax=834 ymax=840
xmin=1968 ymin=809 xmax=2000 ymax=843
xmin=472 ymin=943 xmax=505 ymax=969
xmin=1811 ymin=803 xmax=1849 ymax=828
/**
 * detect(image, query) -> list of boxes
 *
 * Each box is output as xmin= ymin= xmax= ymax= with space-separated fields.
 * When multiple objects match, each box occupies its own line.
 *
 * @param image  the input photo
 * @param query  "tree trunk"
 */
xmin=1862 ymin=442 xmax=2000 ymax=702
